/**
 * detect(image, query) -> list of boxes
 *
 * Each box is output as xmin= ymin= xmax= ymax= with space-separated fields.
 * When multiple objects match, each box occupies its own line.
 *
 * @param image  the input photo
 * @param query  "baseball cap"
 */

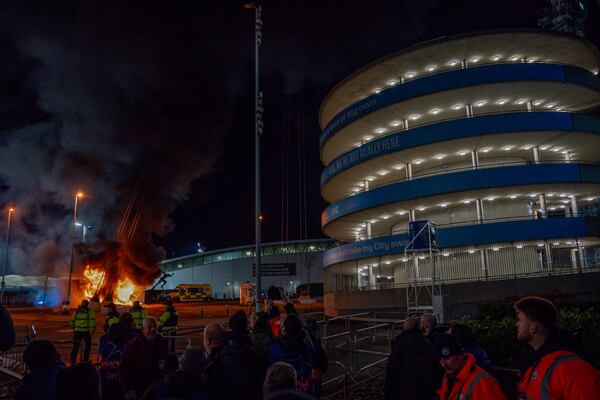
xmin=434 ymin=333 xmax=464 ymax=359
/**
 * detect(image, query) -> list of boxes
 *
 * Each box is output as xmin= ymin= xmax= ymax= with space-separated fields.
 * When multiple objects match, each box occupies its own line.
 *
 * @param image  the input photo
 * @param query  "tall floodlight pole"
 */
xmin=0 ymin=208 xmax=14 ymax=305
xmin=66 ymin=192 xmax=84 ymax=306
xmin=245 ymin=2 xmax=263 ymax=312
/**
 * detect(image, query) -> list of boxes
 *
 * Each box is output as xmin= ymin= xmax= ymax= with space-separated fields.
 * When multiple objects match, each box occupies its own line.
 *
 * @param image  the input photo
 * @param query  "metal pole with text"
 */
xmin=66 ymin=194 xmax=81 ymax=306
xmin=0 ymin=208 xmax=14 ymax=305
xmin=254 ymin=4 xmax=263 ymax=313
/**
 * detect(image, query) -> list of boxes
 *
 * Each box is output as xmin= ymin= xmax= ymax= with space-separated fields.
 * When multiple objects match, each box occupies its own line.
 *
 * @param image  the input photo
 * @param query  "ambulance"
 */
xmin=167 ymin=284 xmax=212 ymax=302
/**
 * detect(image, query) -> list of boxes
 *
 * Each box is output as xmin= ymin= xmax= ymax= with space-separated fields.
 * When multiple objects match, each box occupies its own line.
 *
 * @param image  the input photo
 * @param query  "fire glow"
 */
xmin=83 ymin=265 xmax=139 ymax=305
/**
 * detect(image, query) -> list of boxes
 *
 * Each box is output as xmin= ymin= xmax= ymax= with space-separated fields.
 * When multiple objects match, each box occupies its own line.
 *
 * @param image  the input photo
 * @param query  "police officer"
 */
xmin=130 ymin=300 xmax=148 ymax=331
xmin=103 ymin=303 xmax=119 ymax=333
xmin=515 ymin=296 xmax=600 ymax=399
xmin=70 ymin=299 xmax=96 ymax=364
xmin=435 ymin=333 xmax=506 ymax=399
xmin=158 ymin=299 xmax=178 ymax=353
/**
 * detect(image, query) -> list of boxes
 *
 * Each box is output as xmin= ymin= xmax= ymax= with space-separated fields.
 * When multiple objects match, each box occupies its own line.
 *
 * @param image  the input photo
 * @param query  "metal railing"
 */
xmin=0 ymin=326 xmax=35 ymax=380
xmin=320 ymin=312 xmax=404 ymax=399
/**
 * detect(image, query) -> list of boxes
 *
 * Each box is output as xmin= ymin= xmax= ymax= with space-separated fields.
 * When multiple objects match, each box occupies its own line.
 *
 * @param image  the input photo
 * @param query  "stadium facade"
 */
xmin=319 ymin=30 xmax=600 ymax=314
xmin=156 ymin=239 xmax=332 ymax=299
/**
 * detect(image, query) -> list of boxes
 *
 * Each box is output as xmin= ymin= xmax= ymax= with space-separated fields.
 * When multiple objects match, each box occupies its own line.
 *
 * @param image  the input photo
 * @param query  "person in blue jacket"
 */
xmin=268 ymin=314 xmax=322 ymax=398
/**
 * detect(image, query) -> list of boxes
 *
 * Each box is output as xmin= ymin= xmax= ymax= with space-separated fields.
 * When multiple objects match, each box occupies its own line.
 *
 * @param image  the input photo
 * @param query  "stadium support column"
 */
xmin=545 ymin=241 xmax=554 ymax=269
xmin=571 ymin=196 xmax=578 ymax=217
xmin=406 ymin=163 xmax=413 ymax=180
xmin=471 ymin=150 xmax=479 ymax=170
xmin=366 ymin=221 xmax=372 ymax=239
xmin=576 ymin=238 xmax=586 ymax=270
xmin=539 ymin=194 xmax=547 ymax=218
xmin=480 ymin=248 xmax=488 ymax=280
xmin=465 ymin=103 xmax=473 ymax=118
xmin=533 ymin=146 xmax=541 ymax=163
xmin=368 ymin=264 xmax=374 ymax=288
xmin=571 ymin=247 xmax=579 ymax=271
xmin=476 ymin=199 xmax=484 ymax=224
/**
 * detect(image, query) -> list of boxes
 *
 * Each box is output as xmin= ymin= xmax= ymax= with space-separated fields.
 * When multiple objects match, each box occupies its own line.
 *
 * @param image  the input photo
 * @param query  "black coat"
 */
xmin=203 ymin=341 xmax=260 ymax=400
xmin=0 ymin=305 xmax=15 ymax=351
xmin=384 ymin=328 xmax=437 ymax=400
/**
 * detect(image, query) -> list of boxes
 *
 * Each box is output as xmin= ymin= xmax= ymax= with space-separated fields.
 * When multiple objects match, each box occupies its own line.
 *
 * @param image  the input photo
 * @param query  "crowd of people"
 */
xmin=7 ymin=295 xmax=600 ymax=399
xmin=13 ymin=289 xmax=327 ymax=400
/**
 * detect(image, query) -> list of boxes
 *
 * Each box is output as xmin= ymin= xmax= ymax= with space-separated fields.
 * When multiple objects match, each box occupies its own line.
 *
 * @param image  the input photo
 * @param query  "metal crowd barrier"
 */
xmin=320 ymin=313 xmax=402 ymax=399
xmin=0 ymin=325 xmax=36 ymax=387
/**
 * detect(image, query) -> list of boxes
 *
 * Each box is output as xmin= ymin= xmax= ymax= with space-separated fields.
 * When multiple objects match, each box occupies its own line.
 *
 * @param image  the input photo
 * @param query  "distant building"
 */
xmin=156 ymin=239 xmax=332 ymax=299
xmin=318 ymin=30 xmax=600 ymax=314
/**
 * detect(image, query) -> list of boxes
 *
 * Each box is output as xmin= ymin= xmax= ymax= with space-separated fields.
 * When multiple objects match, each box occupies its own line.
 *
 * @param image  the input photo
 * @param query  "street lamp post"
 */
xmin=74 ymin=222 xmax=92 ymax=242
xmin=0 ymin=208 xmax=14 ymax=305
xmin=66 ymin=192 xmax=84 ymax=306
xmin=244 ymin=1 xmax=263 ymax=313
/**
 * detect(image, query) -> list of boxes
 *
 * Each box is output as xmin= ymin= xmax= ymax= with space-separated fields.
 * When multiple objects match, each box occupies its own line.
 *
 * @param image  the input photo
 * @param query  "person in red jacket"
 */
xmin=435 ymin=333 xmax=506 ymax=399
xmin=515 ymin=296 xmax=600 ymax=400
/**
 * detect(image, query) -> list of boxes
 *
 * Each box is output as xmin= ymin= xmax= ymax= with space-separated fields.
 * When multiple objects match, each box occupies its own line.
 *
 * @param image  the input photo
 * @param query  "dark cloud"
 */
xmin=0 ymin=2 xmax=250 ymax=279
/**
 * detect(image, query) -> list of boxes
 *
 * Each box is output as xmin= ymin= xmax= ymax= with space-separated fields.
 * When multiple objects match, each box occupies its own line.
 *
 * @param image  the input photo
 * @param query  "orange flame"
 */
xmin=114 ymin=277 xmax=136 ymax=304
xmin=82 ymin=265 xmax=141 ymax=305
xmin=83 ymin=266 xmax=106 ymax=299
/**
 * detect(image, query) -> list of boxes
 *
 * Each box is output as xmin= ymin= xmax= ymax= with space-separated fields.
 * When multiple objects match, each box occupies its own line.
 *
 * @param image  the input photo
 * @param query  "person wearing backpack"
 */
xmin=267 ymin=314 xmax=322 ymax=398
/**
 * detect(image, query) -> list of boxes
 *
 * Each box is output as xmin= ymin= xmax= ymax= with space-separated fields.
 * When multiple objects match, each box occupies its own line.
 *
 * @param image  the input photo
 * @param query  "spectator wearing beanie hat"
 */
xmin=435 ymin=334 xmax=506 ymax=399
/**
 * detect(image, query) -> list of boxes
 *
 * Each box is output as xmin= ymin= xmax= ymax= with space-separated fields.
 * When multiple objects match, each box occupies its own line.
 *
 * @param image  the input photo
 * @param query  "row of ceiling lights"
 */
xmin=350 ymin=195 xmax=596 ymax=235
xmin=348 ymin=145 xmax=571 ymax=194
xmin=353 ymin=240 xmax=585 ymax=265
xmin=356 ymin=99 xmax=563 ymax=145
xmin=369 ymin=55 xmax=552 ymax=96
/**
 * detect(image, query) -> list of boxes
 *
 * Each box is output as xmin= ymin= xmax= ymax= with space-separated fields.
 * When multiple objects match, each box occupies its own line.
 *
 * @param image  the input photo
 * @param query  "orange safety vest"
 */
xmin=518 ymin=350 xmax=600 ymax=400
xmin=438 ymin=353 xmax=506 ymax=400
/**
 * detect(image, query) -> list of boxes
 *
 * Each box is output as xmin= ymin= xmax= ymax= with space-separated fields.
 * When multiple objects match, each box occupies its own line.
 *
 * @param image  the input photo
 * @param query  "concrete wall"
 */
xmin=325 ymin=271 xmax=600 ymax=316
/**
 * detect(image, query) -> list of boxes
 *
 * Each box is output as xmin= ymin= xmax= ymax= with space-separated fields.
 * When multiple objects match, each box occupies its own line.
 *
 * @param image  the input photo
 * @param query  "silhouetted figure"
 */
xmin=55 ymin=362 xmax=101 ymax=400
xmin=384 ymin=317 xmax=436 ymax=400
xmin=15 ymin=340 xmax=64 ymax=400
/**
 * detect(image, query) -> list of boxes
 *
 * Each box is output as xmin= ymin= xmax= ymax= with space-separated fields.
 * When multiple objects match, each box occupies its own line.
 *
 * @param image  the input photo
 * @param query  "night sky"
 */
xmin=1 ymin=1 xmax=600 ymax=266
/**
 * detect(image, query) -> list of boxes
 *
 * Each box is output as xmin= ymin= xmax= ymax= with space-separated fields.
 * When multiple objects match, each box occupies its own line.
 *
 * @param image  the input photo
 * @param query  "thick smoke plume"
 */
xmin=0 ymin=3 xmax=234 ymax=292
